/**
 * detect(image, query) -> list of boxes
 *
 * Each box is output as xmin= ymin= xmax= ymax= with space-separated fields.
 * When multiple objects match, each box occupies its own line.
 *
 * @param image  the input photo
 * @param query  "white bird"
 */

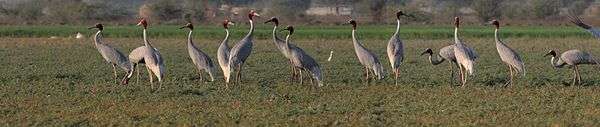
xmin=88 ymin=23 xmax=132 ymax=84
xmin=489 ymin=19 xmax=525 ymax=87
xmin=217 ymin=19 xmax=235 ymax=86
xmin=452 ymin=17 xmax=478 ymax=87
xmin=121 ymin=19 xmax=165 ymax=91
xmin=227 ymin=10 xmax=260 ymax=84
xmin=179 ymin=22 xmax=216 ymax=82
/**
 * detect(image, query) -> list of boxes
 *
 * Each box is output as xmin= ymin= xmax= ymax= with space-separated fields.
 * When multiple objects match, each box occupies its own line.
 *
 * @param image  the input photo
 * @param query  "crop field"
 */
xmin=1 ymin=26 xmax=600 ymax=126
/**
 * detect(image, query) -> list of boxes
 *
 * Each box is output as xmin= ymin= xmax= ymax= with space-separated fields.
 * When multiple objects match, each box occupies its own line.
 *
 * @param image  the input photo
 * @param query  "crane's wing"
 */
xmin=568 ymin=15 xmax=600 ymax=39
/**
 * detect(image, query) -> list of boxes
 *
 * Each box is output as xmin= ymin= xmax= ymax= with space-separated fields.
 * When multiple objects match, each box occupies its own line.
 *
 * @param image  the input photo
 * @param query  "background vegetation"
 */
xmin=0 ymin=0 xmax=597 ymax=25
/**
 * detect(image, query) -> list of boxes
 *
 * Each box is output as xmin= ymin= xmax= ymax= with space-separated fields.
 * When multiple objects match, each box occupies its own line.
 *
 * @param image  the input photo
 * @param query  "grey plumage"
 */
xmin=217 ymin=20 xmax=234 ymax=84
xmin=89 ymin=24 xmax=132 ymax=84
xmin=348 ymin=19 xmax=384 ymax=81
xmin=452 ymin=17 xmax=477 ymax=87
xmin=227 ymin=10 xmax=260 ymax=84
xmin=568 ymin=14 xmax=600 ymax=39
xmin=265 ymin=17 xmax=303 ymax=81
xmin=122 ymin=19 xmax=165 ymax=91
xmin=490 ymin=20 xmax=525 ymax=87
xmin=180 ymin=23 xmax=216 ymax=82
xmin=387 ymin=11 xmax=406 ymax=85
xmin=282 ymin=26 xmax=323 ymax=86
xmin=545 ymin=50 xmax=600 ymax=85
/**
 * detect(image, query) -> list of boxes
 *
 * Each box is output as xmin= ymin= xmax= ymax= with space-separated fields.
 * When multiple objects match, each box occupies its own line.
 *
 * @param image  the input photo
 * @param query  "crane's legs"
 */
xmin=299 ymin=69 xmax=303 ymax=85
xmin=236 ymin=64 xmax=243 ymax=84
xmin=574 ymin=66 xmax=581 ymax=86
xmin=364 ymin=67 xmax=370 ymax=83
xmin=504 ymin=65 xmax=514 ymax=87
xmin=394 ymin=68 xmax=399 ymax=85
xmin=449 ymin=63 xmax=455 ymax=86
xmin=459 ymin=65 xmax=465 ymax=87
xmin=112 ymin=64 xmax=118 ymax=84
xmin=136 ymin=65 xmax=140 ymax=85
xmin=147 ymin=67 xmax=154 ymax=90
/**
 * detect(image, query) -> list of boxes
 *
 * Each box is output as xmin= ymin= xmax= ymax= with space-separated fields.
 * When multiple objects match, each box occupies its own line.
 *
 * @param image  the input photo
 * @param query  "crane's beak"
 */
xmin=179 ymin=26 xmax=186 ymax=29
xmin=229 ymin=22 xmax=235 ymax=26
xmin=87 ymin=26 xmax=96 ymax=29
xmin=544 ymin=52 xmax=552 ymax=57
xmin=420 ymin=51 xmax=428 ymax=56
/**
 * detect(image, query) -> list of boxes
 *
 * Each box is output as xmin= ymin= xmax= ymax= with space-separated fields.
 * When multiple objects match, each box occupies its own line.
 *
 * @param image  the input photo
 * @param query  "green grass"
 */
xmin=1 ymin=32 xmax=600 ymax=126
xmin=0 ymin=25 xmax=595 ymax=40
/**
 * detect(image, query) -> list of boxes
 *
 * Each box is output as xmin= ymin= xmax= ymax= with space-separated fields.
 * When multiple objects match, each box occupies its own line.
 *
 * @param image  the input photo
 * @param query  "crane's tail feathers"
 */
xmin=207 ymin=67 xmax=216 ymax=82
xmin=309 ymin=66 xmax=324 ymax=87
xmin=373 ymin=63 xmax=385 ymax=80
xmin=223 ymin=65 xmax=232 ymax=83
xmin=590 ymin=55 xmax=600 ymax=70
xmin=463 ymin=61 xmax=475 ymax=76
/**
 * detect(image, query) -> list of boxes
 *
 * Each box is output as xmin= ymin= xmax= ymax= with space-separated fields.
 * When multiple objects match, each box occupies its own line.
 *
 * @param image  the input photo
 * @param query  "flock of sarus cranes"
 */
xmin=89 ymin=10 xmax=600 ymax=91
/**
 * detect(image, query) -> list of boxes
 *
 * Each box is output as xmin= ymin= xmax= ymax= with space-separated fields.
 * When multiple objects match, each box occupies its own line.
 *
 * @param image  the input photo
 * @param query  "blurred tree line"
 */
xmin=0 ymin=0 xmax=596 ymax=25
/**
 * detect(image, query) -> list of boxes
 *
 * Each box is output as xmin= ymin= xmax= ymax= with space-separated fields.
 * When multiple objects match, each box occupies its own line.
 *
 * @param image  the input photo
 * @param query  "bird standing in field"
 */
xmin=217 ymin=19 xmax=235 ymax=85
xmin=452 ymin=17 xmax=478 ymax=87
xmin=228 ymin=10 xmax=260 ymax=84
xmin=180 ymin=22 xmax=216 ymax=82
xmin=489 ymin=19 xmax=525 ymax=87
xmin=568 ymin=14 xmax=600 ymax=39
xmin=265 ymin=17 xmax=302 ymax=81
xmin=281 ymin=26 xmax=323 ymax=86
xmin=121 ymin=19 xmax=165 ymax=91
xmin=347 ymin=18 xmax=385 ymax=82
xmin=544 ymin=50 xmax=600 ymax=85
xmin=420 ymin=45 xmax=458 ymax=85
xmin=387 ymin=11 xmax=411 ymax=85
xmin=88 ymin=23 xmax=132 ymax=84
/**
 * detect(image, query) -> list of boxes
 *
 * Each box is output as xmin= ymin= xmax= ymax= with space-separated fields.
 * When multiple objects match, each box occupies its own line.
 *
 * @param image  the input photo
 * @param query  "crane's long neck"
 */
xmin=549 ymin=55 xmax=565 ymax=68
xmin=143 ymin=28 xmax=152 ymax=47
xmin=427 ymin=53 xmax=445 ymax=65
xmin=494 ymin=28 xmax=501 ymax=43
xmin=93 ymin=30 xmax=102 ymax=46
xmin=246 ymin=19 xmax=254 ymax=38
xmin=187 ymin=30 xmax=195 ymax=48
xmin=223 ymin=28 xmax=230 ymax=45
xmin=352 ymin=29 xmax=362 ymax=49
xmin=284 ymin=33 xmax=292 ymax=53
xmin=272 ymin=25 xmax=281 ymax=42
xmin=454 ymin=27 xmax=460 ymax=43
xmin=393 ymin=19 xmax=400 ymax=36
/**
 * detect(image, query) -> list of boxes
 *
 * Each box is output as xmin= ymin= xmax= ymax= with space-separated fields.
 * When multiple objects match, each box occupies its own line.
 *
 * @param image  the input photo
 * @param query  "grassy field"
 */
xmin=2 ymin=28 xmax=600 ymax=126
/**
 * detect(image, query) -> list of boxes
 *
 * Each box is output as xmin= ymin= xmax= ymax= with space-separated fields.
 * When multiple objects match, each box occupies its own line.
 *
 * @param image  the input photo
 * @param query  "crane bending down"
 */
xmin=489 ymin=20 xmax=525 ymax=87
xmin=265 ymin=17 xmax=303 ymax=81
xmin=568 ymin=14 xmax=600 ymax=39
xmin=347 ymin=19 xmax=384 ymax=82
xmin=121 ymin=19 xmax=165 ymax=91
xmin=227 ymin=10 xmax=260 ymax=84
xmin=387 ymin=11 xmax=412 ymax=85
xmin=452 ymin=17 xmax=478 ymax=87
xmin=421 ymin=45 xmax=458 ymax=85
xmin=217 ymin=19 xmax=235 ymax=86
xmin=282 ymin=26 xmax=324 ymax=86
xmin=180 ymin=22 xmax=216 ymax=82
xmin=544 ymin=50 xmax=600 ymax=86
xmin=89 ymin=23 xmax=132 ymax=84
